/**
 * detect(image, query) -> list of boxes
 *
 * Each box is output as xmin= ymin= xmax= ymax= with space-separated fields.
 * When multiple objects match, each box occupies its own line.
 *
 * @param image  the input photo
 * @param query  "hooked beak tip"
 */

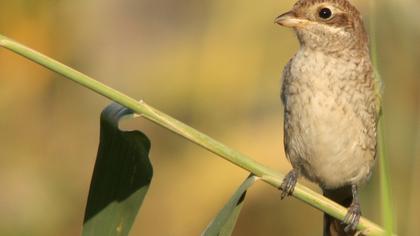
xmin=275 ymin=11 xmax=305 ymax=28
xmin=274 ymin=15 xmax=286 ymax=25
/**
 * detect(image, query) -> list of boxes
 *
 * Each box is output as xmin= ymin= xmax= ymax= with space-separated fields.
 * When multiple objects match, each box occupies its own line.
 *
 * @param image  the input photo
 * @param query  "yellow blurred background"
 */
xmin=0 ymin=0 xmax=418 ymax=235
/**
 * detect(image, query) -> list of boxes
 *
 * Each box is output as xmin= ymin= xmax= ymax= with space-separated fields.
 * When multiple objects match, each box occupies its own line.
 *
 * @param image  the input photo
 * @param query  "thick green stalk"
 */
xmin=0 ymin=34 xmax=386 ymax=235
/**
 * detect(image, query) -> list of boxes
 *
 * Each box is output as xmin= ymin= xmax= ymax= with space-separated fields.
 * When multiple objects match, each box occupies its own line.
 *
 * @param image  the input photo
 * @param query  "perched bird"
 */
xmin=275 ymin=0 xmax=381 ymax=235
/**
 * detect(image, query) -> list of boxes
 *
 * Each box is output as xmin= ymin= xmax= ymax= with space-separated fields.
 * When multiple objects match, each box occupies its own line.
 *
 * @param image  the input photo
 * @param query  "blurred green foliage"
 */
xmin=0 ymin=0 xmax=418 ymax=235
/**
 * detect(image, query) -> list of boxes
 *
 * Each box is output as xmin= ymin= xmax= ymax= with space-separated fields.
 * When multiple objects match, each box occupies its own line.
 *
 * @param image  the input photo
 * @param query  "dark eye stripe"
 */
xmin=325 ymin=13 xmax=351 ymax=28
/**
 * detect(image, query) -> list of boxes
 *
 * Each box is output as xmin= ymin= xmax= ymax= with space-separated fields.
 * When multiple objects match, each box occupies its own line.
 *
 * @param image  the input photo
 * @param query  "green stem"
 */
xmin=378 ymin=119 xmax=394 ymax=235
xmin=0 ymin=34 xmax=386 ymax=235
xmin=369 ymin=0 xmax=395 ymax=234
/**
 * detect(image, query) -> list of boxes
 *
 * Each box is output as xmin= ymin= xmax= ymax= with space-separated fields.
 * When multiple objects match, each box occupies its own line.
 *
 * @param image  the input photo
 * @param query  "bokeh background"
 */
xmin=0 ymin=0 xmax=418 ymax=235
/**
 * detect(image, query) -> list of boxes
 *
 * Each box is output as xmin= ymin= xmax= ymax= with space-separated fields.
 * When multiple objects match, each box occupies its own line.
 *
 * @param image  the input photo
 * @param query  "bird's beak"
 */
xmin=275 ymin=11 xmax=307 ymax=28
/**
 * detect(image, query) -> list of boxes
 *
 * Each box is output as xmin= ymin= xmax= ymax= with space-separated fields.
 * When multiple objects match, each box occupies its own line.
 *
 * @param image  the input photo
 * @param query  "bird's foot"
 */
xmin=343 ymin=194 xmax=361 ymax=232
xmin=279 ymin=169 xmax=298 ymax=199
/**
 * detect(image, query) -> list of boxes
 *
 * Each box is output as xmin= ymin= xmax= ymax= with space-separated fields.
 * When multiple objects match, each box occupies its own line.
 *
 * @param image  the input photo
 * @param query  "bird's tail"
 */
xmin=323 ymin=186 xmax=355 ymax=236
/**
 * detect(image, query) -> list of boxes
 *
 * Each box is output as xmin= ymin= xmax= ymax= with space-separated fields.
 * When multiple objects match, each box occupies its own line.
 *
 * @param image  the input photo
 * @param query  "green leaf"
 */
xmin=83 ymin=103 xmax=153 ymax=236
xmin=202 ymin=174 xmax=258 ymax=236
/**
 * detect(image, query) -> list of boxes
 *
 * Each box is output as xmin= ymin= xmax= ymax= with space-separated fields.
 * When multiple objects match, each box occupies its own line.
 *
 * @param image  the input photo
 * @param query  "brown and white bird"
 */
xmin=275 ymin=0 xmax=381 ymax=235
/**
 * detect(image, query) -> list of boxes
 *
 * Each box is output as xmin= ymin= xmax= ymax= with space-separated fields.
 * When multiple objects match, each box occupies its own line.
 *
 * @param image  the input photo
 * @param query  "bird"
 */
xmin=274 ymin=0 xmax=381 ymax=235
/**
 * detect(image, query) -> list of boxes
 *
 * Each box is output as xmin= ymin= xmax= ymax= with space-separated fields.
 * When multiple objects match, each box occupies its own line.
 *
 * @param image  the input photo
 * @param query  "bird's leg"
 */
xmin=279 ymin=169 xmax=299 ymax=199
xmin=343 ymin=184 xmax=361 ymax=232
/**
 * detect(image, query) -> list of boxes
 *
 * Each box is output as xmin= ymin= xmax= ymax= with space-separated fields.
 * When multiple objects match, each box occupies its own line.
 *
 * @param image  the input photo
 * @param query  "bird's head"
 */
xmin=275 ymin=0 xmax=368 ymax=53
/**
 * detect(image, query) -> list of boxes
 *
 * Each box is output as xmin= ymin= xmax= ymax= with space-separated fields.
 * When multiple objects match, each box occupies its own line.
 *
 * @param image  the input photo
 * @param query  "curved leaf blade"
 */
xmin=83 ymin=103 xmax=153 ymax=236
xmin=202 ymin=174 xmax=258 ymax=236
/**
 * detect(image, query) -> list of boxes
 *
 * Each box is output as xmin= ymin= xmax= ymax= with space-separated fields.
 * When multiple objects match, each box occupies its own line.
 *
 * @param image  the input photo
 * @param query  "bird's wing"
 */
xmin=280 ymin=58 xmax=294 ymax=105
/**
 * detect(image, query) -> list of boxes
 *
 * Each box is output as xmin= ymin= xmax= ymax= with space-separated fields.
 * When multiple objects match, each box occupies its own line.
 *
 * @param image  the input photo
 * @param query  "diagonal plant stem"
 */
xmin=0 ymin=34 xmax=386 ymax=235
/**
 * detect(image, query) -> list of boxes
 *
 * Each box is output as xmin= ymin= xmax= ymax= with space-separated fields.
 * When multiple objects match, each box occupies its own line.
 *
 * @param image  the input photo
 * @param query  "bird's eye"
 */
xmin=318 ymin=8 xmax=332 ymax=19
